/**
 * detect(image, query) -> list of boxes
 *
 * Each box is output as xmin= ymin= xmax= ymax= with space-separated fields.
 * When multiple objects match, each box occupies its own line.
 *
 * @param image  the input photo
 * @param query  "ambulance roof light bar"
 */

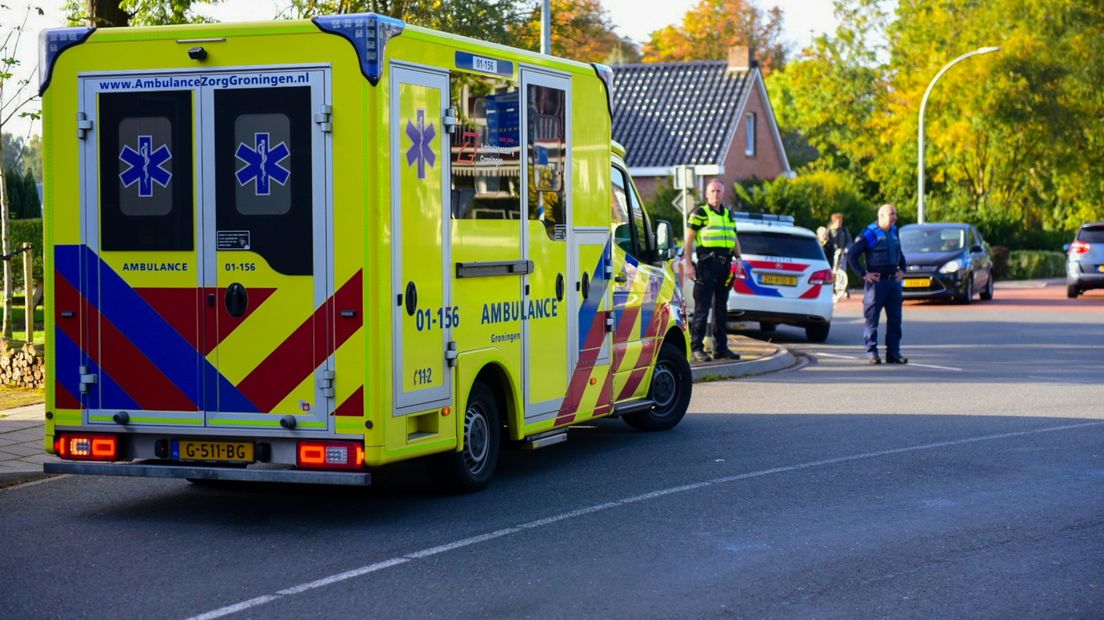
xmin=39 ymin=27 xmax=96 ymax=95
xmin=313 ymin=13 xmax=405 ymax=86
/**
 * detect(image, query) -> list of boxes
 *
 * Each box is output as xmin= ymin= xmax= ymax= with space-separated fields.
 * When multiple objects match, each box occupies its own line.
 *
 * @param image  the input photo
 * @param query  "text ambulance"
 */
xmin=40 ymin=13 xmax=691 ymax=491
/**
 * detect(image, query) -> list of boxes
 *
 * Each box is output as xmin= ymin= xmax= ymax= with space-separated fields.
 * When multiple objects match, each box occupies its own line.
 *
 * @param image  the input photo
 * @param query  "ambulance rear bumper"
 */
xmin=44 ymin=461 xmax=372 ymax=486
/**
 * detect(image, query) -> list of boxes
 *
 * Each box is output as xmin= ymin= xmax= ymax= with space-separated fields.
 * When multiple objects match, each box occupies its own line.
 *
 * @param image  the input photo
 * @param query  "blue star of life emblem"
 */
xmin=406 ymin=109 xmax=436 ymax=180
xmin=119 ymin=135 xmax=172 ymax=198
xmin=235 ymin=132 xmax=291 ymax=196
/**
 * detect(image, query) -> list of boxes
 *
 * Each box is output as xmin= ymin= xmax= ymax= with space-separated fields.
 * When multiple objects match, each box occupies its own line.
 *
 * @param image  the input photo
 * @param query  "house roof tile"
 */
xmin=611 ymin=61 xmax=752 ymax=169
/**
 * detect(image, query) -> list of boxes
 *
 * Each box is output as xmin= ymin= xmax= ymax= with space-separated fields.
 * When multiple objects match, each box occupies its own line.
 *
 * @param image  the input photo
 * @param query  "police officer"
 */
xmin=683 ymin=179 xmax=742 ymax=362
xmin=847 ymin=203 xmax=908 ymax=364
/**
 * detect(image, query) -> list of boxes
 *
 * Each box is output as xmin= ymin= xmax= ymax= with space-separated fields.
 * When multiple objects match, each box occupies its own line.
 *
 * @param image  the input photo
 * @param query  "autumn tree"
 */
xmin=512 ymin=0 xmax=640 ymax=64
xmin=641 ymin=0 xmax=787 ymax=71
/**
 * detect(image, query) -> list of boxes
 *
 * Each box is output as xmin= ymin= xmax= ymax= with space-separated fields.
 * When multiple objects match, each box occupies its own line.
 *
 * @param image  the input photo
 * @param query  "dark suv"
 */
xmin=1065 ymin=222 xmax=1104 ymax=298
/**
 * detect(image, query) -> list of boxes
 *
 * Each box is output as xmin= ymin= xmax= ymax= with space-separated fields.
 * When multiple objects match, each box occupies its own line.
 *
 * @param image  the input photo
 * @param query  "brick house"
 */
xmin=611 ymin=47 xmax=792 ymax=203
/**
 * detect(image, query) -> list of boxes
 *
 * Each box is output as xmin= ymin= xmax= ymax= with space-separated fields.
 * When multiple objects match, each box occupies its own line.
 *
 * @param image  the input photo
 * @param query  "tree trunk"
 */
xmin=86 ymin=0 xmax=130 ymax=27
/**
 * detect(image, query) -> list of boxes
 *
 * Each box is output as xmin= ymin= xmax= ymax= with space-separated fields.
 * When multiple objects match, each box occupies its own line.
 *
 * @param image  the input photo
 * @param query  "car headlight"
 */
xmin=939 ymin=260 xmax=961 ymax=274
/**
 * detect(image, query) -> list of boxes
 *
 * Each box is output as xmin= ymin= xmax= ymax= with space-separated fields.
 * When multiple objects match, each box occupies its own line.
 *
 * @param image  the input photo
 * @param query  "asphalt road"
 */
xmin=2 ymin=283 xmax=1102 ymax=619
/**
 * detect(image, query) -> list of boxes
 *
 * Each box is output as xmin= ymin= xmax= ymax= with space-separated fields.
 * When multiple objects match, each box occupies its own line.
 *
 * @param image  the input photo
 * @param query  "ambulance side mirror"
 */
xmin=655 ymin=220 xmax=675 ymax=262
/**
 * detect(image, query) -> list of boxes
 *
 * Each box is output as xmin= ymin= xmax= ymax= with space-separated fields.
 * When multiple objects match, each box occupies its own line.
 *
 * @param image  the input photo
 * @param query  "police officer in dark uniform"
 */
xmin=847 ymin=203 xmax=908 ymax=364
xmin=683 ymin=179 xmax=742 ymax=362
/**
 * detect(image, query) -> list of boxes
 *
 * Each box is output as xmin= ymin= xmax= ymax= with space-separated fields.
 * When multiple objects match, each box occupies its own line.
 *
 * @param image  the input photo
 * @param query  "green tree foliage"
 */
xmin=766 ymin=0 xmax=1103 ymax=250
xmin=734 ymin=170 xmax=874 ymax=233
xmin=65 ymin=0 xmax=222 ymax=26
xmin=287 ymin=0 xmax=529 ymax=47
xmin=513 ymin=0 xmax=640 ymax=64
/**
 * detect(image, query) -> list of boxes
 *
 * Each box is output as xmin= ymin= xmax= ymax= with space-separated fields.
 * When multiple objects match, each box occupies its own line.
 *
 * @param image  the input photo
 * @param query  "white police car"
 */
xmin=727 ymin=213 xmax=835 ymax=342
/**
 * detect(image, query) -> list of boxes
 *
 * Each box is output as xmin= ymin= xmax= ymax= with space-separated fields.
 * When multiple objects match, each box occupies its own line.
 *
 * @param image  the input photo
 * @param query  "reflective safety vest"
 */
xmin=861 ymin=223 xmax=901 ymax=271
xmin=691 ymin=205 xmax=738 ymax=251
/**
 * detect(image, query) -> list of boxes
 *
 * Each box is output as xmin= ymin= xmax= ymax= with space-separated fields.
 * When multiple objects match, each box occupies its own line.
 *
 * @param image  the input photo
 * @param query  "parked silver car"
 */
xmin=1065 ymin=222 xmax=1104 ymax=298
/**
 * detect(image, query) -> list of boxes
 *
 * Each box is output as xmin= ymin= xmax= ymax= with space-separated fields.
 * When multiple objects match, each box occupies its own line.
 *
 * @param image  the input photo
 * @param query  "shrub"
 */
xmin=6 ymin=219 xmax=43 ymax=291
xmin=990 ymin=245 xmax=1010 ymax=280
xmin=1005 ymin=250 xmax=1065 ymax=280
xmin=734 ymin=170 xmax=875 ymax=233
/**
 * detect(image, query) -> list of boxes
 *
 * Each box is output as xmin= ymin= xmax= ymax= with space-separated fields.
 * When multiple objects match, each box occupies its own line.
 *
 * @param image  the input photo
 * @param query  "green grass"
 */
xmin=4 ymin=305 xmax=45 ymax=344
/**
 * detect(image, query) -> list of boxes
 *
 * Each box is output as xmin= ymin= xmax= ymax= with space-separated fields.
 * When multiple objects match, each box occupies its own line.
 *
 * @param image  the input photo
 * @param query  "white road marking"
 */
xmin=815 ymin=352 xmax=857 ymax=359
xmin=184 ymin=420 xmax=1104 ymax=620
xmin=908 ymin=362 xmax=963 ymax=371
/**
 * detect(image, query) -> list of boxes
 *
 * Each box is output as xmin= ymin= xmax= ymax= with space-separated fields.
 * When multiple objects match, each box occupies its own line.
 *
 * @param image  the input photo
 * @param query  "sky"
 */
xmin=3 ymin=0 xmax=838 ymax=137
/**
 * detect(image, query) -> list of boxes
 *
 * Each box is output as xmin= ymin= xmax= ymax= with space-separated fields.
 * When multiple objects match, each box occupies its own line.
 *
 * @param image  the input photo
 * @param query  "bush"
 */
xmin=1005 ymin=250 xmax=1065 ymax=280
xmin=6 ymin=219 xmax=43 ymax=291
xmin=734 ymin=170 xmax=875 ymax=233
xmin=990 ymin=245 xmax=1010 ymax=280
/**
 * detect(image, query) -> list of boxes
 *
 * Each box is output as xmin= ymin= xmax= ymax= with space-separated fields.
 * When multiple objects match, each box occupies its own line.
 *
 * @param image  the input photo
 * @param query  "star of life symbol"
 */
xmin=235 ymin=132 xmax=291 ymax=196
xmin=405 ymin=109 xmax=436 ymax=180
xmin=119 ymin=135 xmax=172 ymax=198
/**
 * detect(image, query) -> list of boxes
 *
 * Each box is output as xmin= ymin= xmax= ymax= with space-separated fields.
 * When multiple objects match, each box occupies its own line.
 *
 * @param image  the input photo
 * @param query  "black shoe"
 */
xmin=692 ymin=350 xmax=711 ymax=363
xmin=886 ymin=355 xmax=908 ymax=364
xmin=868 ymin=355 xmax=882 ymax=365
xmin=714 ymin=349 xmax=741 ymax=361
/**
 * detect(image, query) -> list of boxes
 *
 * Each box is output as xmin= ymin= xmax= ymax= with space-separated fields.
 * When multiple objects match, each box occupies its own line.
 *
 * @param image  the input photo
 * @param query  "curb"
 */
xmin=691 ymin=345 xmax=796 ymax=381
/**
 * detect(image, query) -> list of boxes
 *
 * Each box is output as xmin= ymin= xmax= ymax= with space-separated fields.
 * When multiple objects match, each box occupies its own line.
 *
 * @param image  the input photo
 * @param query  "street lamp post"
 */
xmin=917 ymin=46 xmax=1000 ymax=224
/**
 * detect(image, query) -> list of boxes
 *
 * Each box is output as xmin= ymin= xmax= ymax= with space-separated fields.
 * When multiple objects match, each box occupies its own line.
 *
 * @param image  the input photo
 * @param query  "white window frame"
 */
xmin=745 ymin=112 xmax=757 ymax=157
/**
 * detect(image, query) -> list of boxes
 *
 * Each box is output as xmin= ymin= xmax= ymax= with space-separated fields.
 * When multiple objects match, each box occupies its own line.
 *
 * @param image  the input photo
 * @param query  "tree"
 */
xmin=287 ymin=0 xmax=530 ymax=47
xmin=64 ymin=0 xmax=221 ymax=26
xmin=764 ymin=0 xmax=888 ymax=196
xmin=641 ymin=0 xmax=787 ymax=72
xmin=1 ymin=3 xmax=43 ymax=339
xmin=512 ymin=0 xmax=639 ymax=64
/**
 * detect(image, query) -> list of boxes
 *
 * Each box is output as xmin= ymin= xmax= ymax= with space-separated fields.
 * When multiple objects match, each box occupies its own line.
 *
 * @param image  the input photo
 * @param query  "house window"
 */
xmin=745 ymin=112 xmax=757 ymax=157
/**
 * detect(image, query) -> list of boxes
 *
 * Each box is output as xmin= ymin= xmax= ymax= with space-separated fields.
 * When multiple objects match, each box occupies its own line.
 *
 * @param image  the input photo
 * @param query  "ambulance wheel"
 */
xmin=624 ymin=343 xmax=691 ymax=432
xmin=431 ymin=381 xmax=501 ymax=493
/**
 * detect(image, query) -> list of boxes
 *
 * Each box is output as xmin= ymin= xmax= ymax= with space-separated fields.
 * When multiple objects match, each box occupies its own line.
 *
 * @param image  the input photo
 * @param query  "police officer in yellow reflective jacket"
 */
xmin=683 ymin=179 xmax=742 ymax=362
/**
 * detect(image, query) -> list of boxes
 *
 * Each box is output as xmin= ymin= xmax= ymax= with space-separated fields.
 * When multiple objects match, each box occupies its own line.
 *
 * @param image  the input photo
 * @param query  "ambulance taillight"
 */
xmin=55 ymin=434 xmax=119 ymax=461
xmin=297 ymin=441 xmax=365 ymax=471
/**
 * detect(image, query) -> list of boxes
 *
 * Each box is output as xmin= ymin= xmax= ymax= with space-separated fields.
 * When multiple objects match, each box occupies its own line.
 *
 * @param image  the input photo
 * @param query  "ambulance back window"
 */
xmin=99 ymin=91 xmax=193 ymax=251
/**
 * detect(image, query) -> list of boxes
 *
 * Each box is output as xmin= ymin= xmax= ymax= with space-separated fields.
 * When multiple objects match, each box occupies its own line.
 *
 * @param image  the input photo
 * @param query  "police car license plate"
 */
xmin=760 ymin=274 xmax=797 ymax=287
xmin=903 ymin=278 xmax=930 ymax=288
xmin=175 ymin=440 xmax=254 ymax=463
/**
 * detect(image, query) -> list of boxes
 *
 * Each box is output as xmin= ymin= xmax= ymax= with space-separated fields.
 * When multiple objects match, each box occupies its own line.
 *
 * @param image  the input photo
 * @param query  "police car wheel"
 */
xmin=805 ymin=322 xmax=830 ymax=343
xmin=624 ymin=343 xmax=691 ymax=432
xmin=431 ymin=382 xmax=501 ymax=493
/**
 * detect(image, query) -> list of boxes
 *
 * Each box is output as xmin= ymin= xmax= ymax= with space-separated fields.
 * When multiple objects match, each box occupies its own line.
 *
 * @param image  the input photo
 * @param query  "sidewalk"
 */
xmin=0 ymin=335 xmax=793 ymax=486
xmin=0 ymin=404 xmax=56 ymax=486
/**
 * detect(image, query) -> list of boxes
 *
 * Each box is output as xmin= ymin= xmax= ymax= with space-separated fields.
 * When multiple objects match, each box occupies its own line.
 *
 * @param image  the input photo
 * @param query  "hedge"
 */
xmin=4 ymin=219 xmax=43 ymax=291
xmin=1005 ymin=250 xmax=1065 ymax=281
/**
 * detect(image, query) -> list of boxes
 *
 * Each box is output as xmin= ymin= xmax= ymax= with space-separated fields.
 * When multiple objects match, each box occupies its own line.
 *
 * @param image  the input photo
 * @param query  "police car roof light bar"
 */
xmin=733 ymin=211 xmax=795 ymax=225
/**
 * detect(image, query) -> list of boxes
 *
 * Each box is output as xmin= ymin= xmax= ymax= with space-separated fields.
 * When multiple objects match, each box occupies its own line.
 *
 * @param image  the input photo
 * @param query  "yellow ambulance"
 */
xmin=40 ymin=13 xmax=691 ymax=491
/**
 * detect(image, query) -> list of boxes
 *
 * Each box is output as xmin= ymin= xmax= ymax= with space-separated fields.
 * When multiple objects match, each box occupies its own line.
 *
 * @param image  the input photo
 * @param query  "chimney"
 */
xmin=727 ymin=46 xmax=757 ymax=73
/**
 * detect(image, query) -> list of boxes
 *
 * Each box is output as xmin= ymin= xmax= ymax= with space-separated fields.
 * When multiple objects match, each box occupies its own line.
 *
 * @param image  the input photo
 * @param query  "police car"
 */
xmin=726 ymin=213 xmax=835 ymax=342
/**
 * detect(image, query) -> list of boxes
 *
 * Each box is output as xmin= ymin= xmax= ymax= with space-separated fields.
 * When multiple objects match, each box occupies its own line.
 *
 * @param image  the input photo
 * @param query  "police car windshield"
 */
xmin=738 ymin=232 xmax=825 ymax=260
xmin=901 ymin=228 xmax=964 ymax=253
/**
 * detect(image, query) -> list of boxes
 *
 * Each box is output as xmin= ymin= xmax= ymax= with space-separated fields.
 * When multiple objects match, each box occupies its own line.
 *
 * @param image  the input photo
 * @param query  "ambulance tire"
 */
xmin=624 ymin=343 xmax=691 ymax=432
xmin=431 ymin=381 xmax=501 ymax=493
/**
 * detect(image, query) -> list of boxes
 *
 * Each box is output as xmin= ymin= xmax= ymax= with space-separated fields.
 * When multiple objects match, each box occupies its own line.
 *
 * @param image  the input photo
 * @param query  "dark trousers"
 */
xmin=863 ymin=278 xmax=903 ymax=357
xmin=691 ymin=256 xmax=732 ymax=353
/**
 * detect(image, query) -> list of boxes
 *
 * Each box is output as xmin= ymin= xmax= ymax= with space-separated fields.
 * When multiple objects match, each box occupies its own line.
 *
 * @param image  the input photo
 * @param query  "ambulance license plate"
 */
xmin=903 ymin=278 xmax=930 ymax=288
xmin=760 ymin=274 xmax=797 ymax=287
xmin=175 ymin=440 xmax=254 ymax=463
